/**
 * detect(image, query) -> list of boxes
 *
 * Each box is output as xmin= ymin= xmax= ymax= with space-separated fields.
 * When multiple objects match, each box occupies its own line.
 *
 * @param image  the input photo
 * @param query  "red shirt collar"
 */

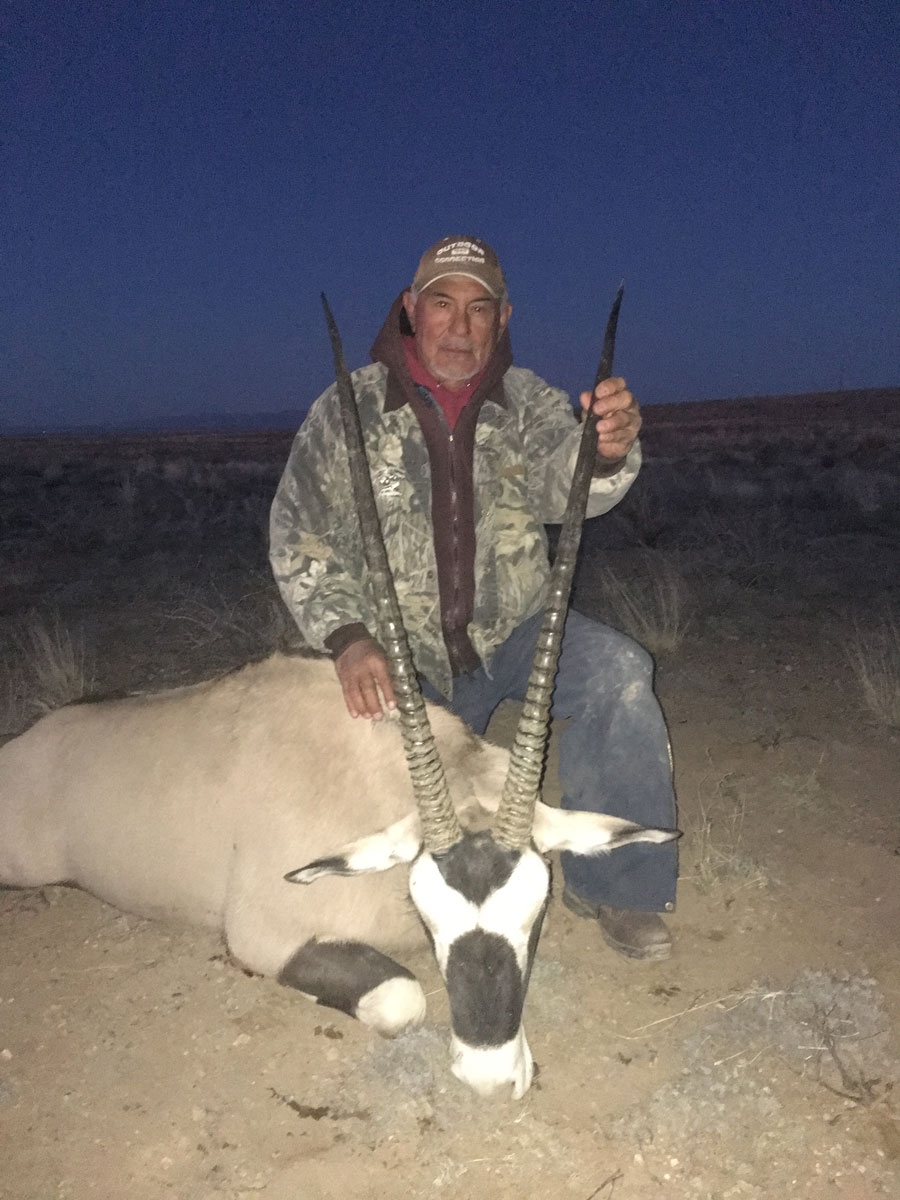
xmin=402 ymin=336 xmax=487 ymax=431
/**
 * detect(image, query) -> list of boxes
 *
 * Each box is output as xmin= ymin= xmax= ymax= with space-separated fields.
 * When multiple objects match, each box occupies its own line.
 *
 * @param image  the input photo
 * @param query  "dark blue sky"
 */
xmin=3 ymin=0 xmax=898 ymax=432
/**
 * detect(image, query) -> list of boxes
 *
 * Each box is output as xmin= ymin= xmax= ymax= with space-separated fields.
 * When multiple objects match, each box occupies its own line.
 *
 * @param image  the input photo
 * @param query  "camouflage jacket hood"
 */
xmin=270 ymin=296 xmax=641 ymax=697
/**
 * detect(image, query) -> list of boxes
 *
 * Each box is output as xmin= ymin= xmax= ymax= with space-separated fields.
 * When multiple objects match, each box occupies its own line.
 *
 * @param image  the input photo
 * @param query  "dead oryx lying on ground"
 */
xmin=0 ymin=291 xmax=678 ymax=1099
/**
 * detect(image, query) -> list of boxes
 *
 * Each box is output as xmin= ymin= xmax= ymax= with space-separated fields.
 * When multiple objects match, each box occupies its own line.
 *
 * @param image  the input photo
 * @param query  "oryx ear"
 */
xmin=532 ymin=803 xmax=680 ymax=856
xmin=285 ymin=813 xmax=423 ymax=884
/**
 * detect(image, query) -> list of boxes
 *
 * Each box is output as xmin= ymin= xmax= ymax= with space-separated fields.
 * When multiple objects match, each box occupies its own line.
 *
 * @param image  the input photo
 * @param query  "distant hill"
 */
xmin=1 ymin=387 xmax=896 ymax=460
xmin=0 ymin=408 xmax=307 ymax=438
xmin=644 ymin=386 xmax=898 ymax=427
xmin=640 ymin=387 xmax=899 ymax=455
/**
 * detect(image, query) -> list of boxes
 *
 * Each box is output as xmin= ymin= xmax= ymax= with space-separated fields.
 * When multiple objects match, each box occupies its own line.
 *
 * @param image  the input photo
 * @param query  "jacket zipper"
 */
xmin=446 ymin=431 xmax=464 ymax=634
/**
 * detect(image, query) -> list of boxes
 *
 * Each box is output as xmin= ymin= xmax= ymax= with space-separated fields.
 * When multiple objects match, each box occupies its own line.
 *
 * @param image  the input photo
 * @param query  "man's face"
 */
xmin=403 ymin=276 xmax=511 ymax=391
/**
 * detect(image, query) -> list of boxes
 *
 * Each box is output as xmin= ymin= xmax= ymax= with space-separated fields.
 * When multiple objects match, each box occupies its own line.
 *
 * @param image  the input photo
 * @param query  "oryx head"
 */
xmin=287 ymin=290 xmax=678 ymax=1099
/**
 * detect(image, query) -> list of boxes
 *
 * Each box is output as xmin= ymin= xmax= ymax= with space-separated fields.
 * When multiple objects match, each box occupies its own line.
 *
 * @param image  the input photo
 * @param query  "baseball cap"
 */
xmin=412 ymin=236 xmax=507 ymax=299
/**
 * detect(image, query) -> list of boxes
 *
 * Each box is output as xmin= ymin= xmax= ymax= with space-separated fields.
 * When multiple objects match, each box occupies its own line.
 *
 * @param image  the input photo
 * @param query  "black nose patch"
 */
xmin=434 ymin=830 xmax=520 ymax=906
xmin=445 ymin=930 xmax=522 ymax=1046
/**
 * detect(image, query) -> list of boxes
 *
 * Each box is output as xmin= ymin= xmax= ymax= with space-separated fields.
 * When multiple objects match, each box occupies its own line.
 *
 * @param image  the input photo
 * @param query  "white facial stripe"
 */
xmin=478 ymin=852 xmax=549 ymax=971
xmin=450 ymin=1029 xmax=534 ymax=1099
xmin=408 ymin=853 xmax=479 ymax=970
xmin=408 ymin=849 xmax=549 ymax=973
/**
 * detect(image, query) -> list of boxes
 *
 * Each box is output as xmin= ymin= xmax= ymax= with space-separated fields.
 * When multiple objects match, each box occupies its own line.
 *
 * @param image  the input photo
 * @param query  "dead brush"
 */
xmin=12 ymin=611 xmax=93 ymax=716
xmin=164 ymin=576 xmax=304 ymax=660
xmin=685 ymin=768 xmax=768 ymax=895
xmin=595 ymin=550 xmax=690 ymax=658
xmin=0 ymin=672 xmax=27 ymax=740
xmin=687 ymin=502 xmax=796 ymax=592
xmin=847 ymin=602 xmax=900 ymax=728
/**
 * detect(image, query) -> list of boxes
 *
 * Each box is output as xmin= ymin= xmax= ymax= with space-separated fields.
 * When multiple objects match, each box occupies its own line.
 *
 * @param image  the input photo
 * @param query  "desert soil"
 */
xmin=1 ymin=389 xmax=899 ymax=1199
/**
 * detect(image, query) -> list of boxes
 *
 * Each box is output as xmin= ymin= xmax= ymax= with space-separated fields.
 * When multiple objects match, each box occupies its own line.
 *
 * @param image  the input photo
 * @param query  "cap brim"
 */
xmin=416 ymin=271 xmax=500 ymax=299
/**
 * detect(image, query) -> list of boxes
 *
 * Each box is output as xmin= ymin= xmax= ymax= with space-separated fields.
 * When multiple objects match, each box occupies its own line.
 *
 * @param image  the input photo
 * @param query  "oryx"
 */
xmin=0 ymin=290 xmax=678 ymax=1098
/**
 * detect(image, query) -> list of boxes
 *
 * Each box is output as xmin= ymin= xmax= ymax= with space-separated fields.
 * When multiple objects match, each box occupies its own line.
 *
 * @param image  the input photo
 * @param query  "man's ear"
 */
xmin=498 ymin=302 xmax=512 ymax=332
xmin=402 ymin=289 xmax=417 ymax=333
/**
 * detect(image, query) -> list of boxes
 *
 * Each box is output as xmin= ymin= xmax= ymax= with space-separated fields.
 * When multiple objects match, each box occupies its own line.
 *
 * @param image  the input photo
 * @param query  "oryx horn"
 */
xmin=493 ymin=284 xmax=625 ymax=851
xmin=321 ymin=294 xmax=462 ymax=854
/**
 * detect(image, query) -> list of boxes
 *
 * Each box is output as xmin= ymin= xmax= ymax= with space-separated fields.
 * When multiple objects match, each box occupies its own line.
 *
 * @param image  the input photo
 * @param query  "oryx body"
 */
xmin=0 ymin=652 xmax=440 ymax=964
xmin=0 ymin=650 xmax=672 ymax=1098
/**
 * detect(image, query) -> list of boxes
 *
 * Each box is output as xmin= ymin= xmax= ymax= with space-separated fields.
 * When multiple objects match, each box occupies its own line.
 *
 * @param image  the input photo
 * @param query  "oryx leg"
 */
xmin=278 ymin=938 xmax=426 ymax=1037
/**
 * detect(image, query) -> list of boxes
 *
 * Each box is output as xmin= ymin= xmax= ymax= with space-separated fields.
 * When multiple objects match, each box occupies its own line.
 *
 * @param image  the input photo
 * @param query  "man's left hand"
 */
xmin=579 ymin=377 xmax=642 ymax=461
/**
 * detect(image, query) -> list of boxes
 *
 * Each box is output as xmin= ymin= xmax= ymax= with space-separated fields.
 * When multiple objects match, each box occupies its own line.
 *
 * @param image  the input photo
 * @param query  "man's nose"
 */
xmin=448 ymin=307 xmax=470 ymax=336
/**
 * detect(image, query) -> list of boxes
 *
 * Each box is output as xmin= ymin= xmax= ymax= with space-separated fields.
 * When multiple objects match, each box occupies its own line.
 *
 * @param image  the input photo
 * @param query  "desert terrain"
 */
xmin=1 ymin=387 xmax=899 ymax=1199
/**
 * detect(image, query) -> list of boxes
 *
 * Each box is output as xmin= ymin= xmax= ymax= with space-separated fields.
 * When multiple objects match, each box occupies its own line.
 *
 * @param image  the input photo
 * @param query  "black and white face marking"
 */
xmin=408 ymin=831 xmax=550 ymax=1099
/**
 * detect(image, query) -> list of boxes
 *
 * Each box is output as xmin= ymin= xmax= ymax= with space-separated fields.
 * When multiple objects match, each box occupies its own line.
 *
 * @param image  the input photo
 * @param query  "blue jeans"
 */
xmin=421 ymin=610 xmax=678 ymax=913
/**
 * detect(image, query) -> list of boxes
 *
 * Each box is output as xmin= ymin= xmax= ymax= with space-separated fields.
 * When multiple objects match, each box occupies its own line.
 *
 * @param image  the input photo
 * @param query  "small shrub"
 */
xmin=688 ymin=502 xmax=796 ymax=591
xmin=165 ymin=575 xmax=304 ymax=663
xmin=596 ymin=551 xmax=691 ymax=657
xmin=686 ymin=771 xmax=768 ymax=895
xmin=15 ymin=611 xmax=93 ymax=715
xmin=848 ymin=603 xmax=900 ymax=728
xmin=0 ymin=672 xmax=27 ymax=739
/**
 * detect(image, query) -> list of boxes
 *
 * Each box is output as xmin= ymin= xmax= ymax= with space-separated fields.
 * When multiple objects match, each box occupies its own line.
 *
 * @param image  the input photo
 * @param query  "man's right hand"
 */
xmin=334 ymin=638 xmax=397 ymax=720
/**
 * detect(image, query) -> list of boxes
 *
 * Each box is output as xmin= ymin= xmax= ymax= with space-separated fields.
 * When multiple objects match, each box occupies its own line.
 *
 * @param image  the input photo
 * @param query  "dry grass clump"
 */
xmin=0 ymin=675 xmax=26 ymax=740
xmin=595 ymin=551 xmax=691 ymax=657
xmin=685 ymin=769 xmax=768 ymax=895
xmin=24 ymin=612 xmax=92 ymax=712
xmin=686 ymin=501 xmax=798 ymax=592
xmin=10 ymin=611 xmax=93 ymax=719
xmin=165 ymin=574 xmax=304 ymax=664
xmin=848 ymin=602 xmax=900 ymax=728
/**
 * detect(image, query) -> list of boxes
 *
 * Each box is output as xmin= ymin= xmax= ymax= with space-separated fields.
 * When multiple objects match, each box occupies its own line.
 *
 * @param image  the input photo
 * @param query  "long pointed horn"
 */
xmin=493 ymin=284 xmax=625 ymax=851
xmin=321 ymin=294 xmax=462 ymax=854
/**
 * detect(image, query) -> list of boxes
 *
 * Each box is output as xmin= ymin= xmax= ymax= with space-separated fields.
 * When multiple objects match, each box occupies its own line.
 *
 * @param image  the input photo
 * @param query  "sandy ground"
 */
xmin=1 ymin=393 xmax=899 ymax=1198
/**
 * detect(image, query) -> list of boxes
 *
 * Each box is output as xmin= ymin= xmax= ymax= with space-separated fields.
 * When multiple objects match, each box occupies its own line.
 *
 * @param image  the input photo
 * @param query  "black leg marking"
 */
xmin=279 ymin=938 xmax=416 ymax=1017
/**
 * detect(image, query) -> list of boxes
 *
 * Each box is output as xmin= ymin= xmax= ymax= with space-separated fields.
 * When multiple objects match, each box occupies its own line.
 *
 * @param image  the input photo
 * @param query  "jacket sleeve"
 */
xmin=514 ymin=371 xmax=641 ymax=523
xmin=269 ymin=385 xmax=378 ymax=650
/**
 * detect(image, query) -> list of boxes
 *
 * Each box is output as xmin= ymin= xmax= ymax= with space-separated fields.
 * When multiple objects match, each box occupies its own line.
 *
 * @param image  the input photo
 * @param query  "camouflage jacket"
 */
xmin=270 ymin=357 xmax=640 ymax=697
